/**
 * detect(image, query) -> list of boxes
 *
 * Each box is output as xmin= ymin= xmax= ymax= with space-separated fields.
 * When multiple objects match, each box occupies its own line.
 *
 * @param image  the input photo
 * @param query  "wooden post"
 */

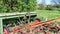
xmin=0 ymin=18 xmax=3 ymax=34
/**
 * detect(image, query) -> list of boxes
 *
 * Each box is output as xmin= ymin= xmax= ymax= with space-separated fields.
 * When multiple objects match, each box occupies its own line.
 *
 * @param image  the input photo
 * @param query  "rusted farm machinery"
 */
xmin=9 ymin=17 xmax=60 ymax=34
xmin=0 ymin=12 xmax=37 ymax=34
xmin=0 ymin=12 xmax=60 ymax=34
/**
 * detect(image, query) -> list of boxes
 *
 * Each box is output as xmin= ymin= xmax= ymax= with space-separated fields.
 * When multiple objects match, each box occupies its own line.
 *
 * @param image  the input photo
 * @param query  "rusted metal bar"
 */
xmin=26 ymin=17 xmax=60 ymax=29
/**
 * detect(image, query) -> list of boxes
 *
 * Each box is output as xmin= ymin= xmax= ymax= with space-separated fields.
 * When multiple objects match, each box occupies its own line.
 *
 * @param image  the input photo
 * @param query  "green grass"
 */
xmin=35 ymin=10 xmax=60 ymax=23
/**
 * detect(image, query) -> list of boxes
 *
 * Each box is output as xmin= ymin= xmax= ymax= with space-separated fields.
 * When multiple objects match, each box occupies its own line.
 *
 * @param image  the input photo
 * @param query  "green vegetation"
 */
xmin=0 ymin=0 xmax=36 ymax=13
xmin=36 ymin=10 xmax=60 ymax=22
xmin=37 ymin=4 xmax=60 ymax=11
xmin=45 ymin=5 xmax=53 ymax=10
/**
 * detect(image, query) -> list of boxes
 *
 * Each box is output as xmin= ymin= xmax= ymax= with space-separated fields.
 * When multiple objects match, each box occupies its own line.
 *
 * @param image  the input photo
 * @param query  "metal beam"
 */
xmin=0 ymin=18 xmax=3 ymax=34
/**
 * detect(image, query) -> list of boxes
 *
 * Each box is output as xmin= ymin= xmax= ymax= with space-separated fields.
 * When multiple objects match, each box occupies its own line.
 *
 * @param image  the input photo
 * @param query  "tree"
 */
xmin=37 ymin=4 xmax=44 ymax=10
xmin=45 ymin=5 xmax=53 ymax=10
xmin=0 ymin=0 xmax=36 ymax=13
xmin=51 ymin=0 xmax=60 ymax=11
xmin=51 ymin=0 xmax=60 ymax=4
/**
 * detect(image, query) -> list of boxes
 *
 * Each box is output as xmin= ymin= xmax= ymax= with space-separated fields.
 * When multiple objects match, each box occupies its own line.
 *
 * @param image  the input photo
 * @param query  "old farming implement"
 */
xmin=0 ymin=12 xmax=60 ymax=34
xmin=0 ymin=12 xmax=37 ymax=34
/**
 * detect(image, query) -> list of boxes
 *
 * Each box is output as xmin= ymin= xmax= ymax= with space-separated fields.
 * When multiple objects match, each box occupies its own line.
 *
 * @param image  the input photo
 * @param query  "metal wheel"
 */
xmin=3 ymin=28 xmax=8 ymax=34
xmin=34 ymin=18 xmax=40 ymax=22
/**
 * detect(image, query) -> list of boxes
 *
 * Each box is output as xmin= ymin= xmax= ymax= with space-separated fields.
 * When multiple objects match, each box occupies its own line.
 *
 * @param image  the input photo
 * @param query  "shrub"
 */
xmin=45 ymin=5 xmax=53 ymax=10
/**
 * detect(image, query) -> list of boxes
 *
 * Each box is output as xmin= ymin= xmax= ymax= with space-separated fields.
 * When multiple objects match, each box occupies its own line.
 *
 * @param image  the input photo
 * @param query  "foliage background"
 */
xmin=0 ymin=0 xmax=36 ymax=13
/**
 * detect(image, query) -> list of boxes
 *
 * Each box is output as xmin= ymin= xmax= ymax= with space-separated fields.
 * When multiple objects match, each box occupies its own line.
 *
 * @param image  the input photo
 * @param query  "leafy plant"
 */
xmin=0 ymin=0 xmax=36 ymax=13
